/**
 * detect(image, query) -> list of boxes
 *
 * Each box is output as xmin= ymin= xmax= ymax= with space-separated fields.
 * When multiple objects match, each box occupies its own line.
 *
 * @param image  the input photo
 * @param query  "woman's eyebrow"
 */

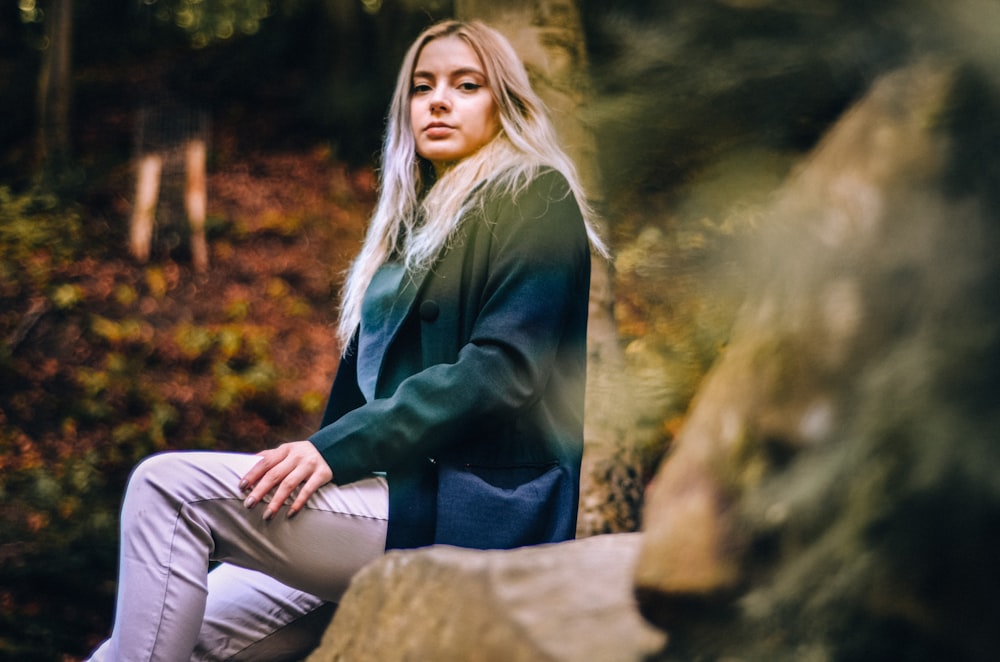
xmin=412 ymin=67 xmax=485 ymax=80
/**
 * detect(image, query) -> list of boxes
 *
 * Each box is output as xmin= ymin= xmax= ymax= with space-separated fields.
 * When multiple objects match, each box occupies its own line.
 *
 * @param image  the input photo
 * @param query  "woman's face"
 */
xmin=410 ymin=35 xmax=500 ymax=176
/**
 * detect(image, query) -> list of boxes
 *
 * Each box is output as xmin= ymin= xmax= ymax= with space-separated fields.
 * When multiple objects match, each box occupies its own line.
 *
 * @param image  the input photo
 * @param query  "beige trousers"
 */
xmin=86 ymin=452 xmax=388 ymax=661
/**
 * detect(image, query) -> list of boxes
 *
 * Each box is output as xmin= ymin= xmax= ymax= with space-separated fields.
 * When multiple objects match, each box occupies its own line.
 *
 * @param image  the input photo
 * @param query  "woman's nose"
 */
xmin=429 ymin=87 xmax=450 ymax=112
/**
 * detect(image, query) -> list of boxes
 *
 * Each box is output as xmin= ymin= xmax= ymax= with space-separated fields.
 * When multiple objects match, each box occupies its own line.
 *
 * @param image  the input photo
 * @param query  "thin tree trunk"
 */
xmin=184 ymin=138 xmax=209 ymax=272
xmin=36 ymin=0 xmax=74 ymax=186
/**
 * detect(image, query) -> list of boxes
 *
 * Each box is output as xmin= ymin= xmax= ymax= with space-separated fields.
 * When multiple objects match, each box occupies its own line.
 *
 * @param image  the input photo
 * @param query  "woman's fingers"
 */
xmin=263 ymin=458 xmax=310 ymax=520
xmin=287 ymin=468 xmax=333 ymax=519
xmin=238 ymin=448 xmax=284 ymax=510
xmin=239 ymin=446 xmax=285 ymax=495
xmin=240 ymin=442 xmax=333 ymax=520
xmin=283 ymin=443 xmax=334 ymax=518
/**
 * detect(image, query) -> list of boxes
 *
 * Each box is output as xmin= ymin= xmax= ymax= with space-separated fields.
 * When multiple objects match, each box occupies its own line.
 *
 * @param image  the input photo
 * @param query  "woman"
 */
xmin=88 ymin=18 xmax=605 ymax=661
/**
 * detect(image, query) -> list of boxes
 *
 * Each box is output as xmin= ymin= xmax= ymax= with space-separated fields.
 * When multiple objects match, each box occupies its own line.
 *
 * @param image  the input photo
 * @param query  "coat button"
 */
xmin=419 ymin=300 xmax=440 ymax=322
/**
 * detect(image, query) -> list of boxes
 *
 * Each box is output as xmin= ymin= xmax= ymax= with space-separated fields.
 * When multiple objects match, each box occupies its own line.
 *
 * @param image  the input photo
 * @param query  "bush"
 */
xmin=0 ymin=186 xmax=321 ymax=658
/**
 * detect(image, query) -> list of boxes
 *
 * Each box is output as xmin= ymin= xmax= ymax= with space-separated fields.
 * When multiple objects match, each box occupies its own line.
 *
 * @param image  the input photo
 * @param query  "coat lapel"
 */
xmin=382 ymin=266 xmax=427 ymax=350
xmin=363 ymin=191 xmax=482 ymax=399
xmin=357 ymin=265 xmax=429 ymax=399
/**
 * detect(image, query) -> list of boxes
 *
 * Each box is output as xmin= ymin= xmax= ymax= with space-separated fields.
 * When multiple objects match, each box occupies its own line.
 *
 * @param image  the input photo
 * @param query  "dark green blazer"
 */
xmin=309 ymin=169 xmax=591 ymax=550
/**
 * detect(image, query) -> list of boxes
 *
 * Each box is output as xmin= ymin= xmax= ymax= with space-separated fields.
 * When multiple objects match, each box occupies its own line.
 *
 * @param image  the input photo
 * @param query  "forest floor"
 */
xmin=123 ymin=141 xmax=376 ymax=436
xmin=0 ymin=136 xmax=381 ymax=658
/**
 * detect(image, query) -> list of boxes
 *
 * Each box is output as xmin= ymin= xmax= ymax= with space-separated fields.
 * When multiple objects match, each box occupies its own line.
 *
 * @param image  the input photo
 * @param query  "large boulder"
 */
xmin=305 ymin=533 xmax=666 ymax=661
xmin=635 ymin=58 xmax=1000 ymax=661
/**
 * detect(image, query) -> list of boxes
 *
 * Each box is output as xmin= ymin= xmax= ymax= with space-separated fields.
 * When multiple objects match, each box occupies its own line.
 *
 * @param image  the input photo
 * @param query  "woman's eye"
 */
xmin=412 ymin=83 xmax=432 ymax=94
xmin=458 ymin=81 xmax=482 ymax=92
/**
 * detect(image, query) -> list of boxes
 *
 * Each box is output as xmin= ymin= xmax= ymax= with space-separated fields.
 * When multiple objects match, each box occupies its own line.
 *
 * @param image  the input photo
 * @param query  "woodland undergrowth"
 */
xmin=0 ymin=150 xmax=373 ymax=660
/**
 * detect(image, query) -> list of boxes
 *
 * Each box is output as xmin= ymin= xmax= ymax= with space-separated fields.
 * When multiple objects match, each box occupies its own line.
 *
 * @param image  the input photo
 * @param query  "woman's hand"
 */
xmin=239 ymin=441 xmax=334 ymax=520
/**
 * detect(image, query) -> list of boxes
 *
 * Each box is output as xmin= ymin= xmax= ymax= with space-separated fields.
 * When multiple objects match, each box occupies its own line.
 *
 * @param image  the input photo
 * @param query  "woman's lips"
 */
xmin=424 ymin=123 xmax=453 ymax=138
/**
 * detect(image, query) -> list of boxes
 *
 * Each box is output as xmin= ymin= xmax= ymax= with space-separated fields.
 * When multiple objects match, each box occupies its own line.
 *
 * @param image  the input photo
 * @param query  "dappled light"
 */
xmin=143 ymin=0 xmax=274 ymax=47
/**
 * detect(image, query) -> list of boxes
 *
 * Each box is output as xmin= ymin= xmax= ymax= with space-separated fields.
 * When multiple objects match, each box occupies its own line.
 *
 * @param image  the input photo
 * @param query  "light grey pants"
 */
xmin=86 ymin=451 xmax=389 ymax=661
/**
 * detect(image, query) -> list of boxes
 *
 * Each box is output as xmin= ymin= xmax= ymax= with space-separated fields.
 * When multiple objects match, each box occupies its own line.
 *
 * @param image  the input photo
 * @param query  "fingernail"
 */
xmin=263 ymin=508 xmax=274 ymax=521
xmin=244 ymin=496 xmax=256 ymax=509
xmin=287 ymin=508 xmax=298 ymax=520
xmin=239 ymin=479 xmax=248 ymax=490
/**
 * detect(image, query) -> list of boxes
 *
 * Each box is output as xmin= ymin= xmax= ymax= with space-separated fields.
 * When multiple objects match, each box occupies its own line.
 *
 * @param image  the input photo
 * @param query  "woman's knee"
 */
xmin=126 ymin=451 xmax=184 ymax=493
xmin=124 ymin=451 xmax=247 ymax=511
xmin=123 ymin=451 xmax=217 ymax=510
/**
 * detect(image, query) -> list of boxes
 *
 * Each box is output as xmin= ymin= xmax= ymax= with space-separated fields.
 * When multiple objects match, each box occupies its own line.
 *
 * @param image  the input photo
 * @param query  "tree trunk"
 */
xmin=35 ymin=0 xmax=74 ymax=187
xmin=455 ymin=0 xmax=634 ymax=536
xmin=455 ymin=0 xmax=600 ymax=193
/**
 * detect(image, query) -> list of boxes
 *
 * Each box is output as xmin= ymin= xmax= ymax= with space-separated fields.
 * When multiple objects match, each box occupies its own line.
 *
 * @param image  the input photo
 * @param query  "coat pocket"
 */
xmin=434 ymin=462 xmax=572 ymax=549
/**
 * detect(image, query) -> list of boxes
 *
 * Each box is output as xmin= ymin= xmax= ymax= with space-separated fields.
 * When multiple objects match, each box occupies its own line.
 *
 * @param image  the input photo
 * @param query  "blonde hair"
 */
xmin=337 ymin=19 xmax=606 ymax=347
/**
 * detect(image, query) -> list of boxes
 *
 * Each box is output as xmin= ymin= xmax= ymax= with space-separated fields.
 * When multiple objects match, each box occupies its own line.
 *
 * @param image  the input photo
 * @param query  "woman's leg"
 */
xmin=87 ymin=451 xmax=387 ymax=661
xmin=193 ymin=564 xmax=336 ymax=661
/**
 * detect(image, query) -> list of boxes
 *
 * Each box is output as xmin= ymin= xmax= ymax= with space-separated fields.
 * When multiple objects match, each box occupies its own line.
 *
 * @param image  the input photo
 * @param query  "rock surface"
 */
xmin=635 ymin=58 xmax=1000 ymax=661
xmin=305 ymin=533 xmax=666 ymax=662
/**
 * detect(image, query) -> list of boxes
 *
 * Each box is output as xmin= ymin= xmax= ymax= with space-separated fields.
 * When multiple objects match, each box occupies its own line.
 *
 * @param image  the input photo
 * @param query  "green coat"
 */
xmin=309 ymin=169 xmax=591 ymax=550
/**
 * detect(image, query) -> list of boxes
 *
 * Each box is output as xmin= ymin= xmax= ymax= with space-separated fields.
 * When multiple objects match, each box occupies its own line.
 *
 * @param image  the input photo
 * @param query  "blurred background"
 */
xmin=1 ymin=0 xmax=997 ymax=659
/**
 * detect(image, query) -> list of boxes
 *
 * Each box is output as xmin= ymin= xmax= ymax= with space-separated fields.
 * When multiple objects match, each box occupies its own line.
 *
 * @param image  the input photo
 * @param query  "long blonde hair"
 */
xmin=337 ymin=19 xmax=606 ymax=347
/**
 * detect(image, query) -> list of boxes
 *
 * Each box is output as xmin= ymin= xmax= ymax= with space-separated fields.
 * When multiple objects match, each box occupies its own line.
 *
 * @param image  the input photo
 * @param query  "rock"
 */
xmin=635 ymin=58 xmax=1000 ymax=661
xmin=306 ymin=533 xmax=666 ymax=662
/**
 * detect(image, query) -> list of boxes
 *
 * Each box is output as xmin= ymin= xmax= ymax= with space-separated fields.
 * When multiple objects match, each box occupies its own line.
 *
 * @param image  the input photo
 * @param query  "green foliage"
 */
xmin=0 ymin=183 xmax=334 ymax=657
xmin=0 ymin=186 xmax=82 ymax=290
xmin=173 ymin=321 xmax=280 ymax=410
xmin=144 ymin=0 xmax=276 ymax=48
xmin=0 ymin=300 xmax=303 ymax=657
xmin=0 ymin=178 xmax=121 ymax=655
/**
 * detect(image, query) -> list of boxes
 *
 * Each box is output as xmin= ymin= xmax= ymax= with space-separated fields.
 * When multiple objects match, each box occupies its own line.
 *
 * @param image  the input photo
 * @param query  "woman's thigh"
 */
xmin=148 ymin=450 xmax=389 ymax=599
xmin=183 ymin=454 xmax=388 ymax=659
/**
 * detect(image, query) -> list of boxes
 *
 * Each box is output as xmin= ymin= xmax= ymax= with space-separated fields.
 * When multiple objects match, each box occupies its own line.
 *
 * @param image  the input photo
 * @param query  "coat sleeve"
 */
xmin=309 ymin=170 xmax=590 ymax=484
